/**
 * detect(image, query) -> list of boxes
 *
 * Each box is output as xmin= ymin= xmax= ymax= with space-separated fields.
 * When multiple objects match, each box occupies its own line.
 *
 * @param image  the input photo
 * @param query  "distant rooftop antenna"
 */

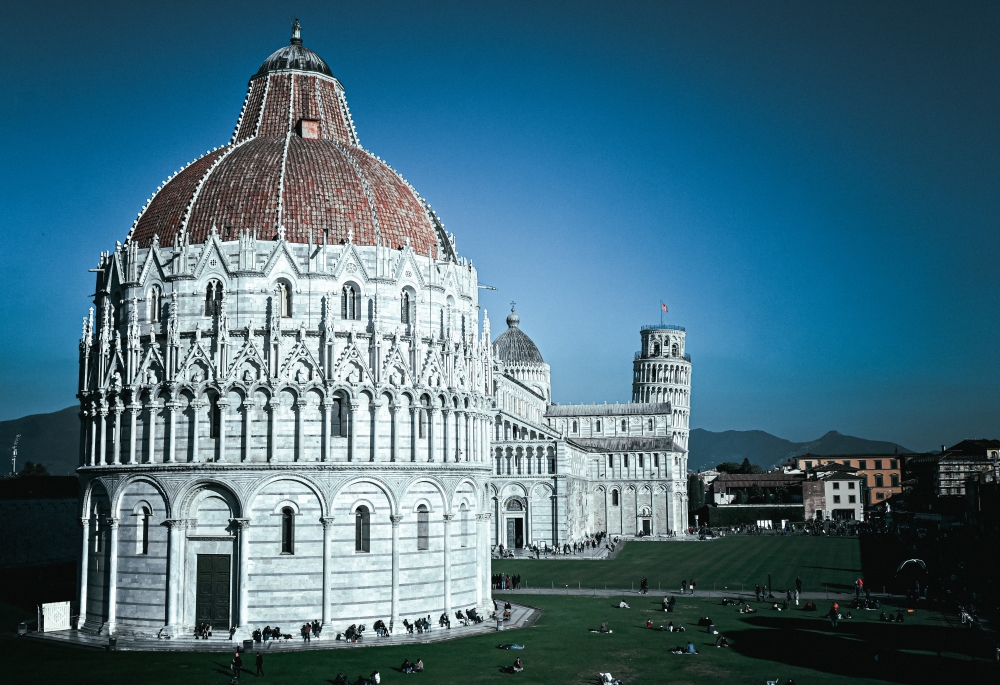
xmin=10 ymin=434 xmax=20 ymax=475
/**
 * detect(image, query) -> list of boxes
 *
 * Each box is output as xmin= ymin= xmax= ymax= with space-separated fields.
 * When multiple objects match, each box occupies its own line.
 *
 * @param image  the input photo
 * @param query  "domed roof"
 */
xmin=255 ymin=21 xmax=332 ymax=78
xmin=126 ymin=22 xmax=450 ymax=258
xmin=492 ymin=308 xmax=545 ymax=366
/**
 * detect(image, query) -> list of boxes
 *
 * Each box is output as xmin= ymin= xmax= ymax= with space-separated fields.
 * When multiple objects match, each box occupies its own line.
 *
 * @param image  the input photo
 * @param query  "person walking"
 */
xmin=794 ymin=588 xmax=800 ymax=606
xmin=681 ymin=579 xmax=687 ymax=595
xmin=796 ymin=576 xmax=803 ymax=594
xmin=690 ymin=580 xmax=696 ymax=596
xmin=829 ymin=602 xmax=839 ymax=628
xmin=232 ymin=651 xmax=244 ymax=680
xmin=255 ymin=652 xmax=264 ymax=677
xmin=755 ymin=584 xmax=761 ymax=602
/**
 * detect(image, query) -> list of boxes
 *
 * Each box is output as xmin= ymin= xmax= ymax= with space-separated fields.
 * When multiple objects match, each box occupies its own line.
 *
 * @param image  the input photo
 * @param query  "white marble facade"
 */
xmin=488 ymin=314 xmax=692 ymax=549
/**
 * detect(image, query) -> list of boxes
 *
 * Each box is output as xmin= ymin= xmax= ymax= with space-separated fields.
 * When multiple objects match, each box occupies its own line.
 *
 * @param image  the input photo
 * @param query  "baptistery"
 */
xmin=76 ymin=22 xmax=494 ymax=637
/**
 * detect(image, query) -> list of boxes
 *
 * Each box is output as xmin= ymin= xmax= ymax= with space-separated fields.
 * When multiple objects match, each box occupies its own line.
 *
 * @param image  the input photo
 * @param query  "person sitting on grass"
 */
xmin=741 ymin=603 xmax=757 ymax=614
xmin=715 ymin=635 xmax=730 ymax=648
xmin=600 ymin=622 xmax=612 ymax=633
xmin=401 ymin=659 xmax=413 ymax=674
xmin=686 ymin=642 xmax=698 ymax=654
xmin=896 ymin=610 xmax=905 ymax=623
xmin=619 ymin=601 xmax=630 ymax=609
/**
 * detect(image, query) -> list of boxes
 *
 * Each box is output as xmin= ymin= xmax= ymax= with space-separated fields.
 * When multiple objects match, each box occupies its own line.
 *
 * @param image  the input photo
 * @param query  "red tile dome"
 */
xmin=127 ymin=24 xmax=447 ymax=257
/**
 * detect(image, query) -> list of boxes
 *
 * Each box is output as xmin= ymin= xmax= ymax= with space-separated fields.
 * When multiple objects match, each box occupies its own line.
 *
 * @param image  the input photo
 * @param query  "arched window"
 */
xmin=611 ymin=490 xmax=619 ymax=507
xmin=672 ymin=343 xmax=679 ymax=357
xmin=136 ymin=506 xmax=151 ymax=555
xmin=621 ymin=419 xmax=627 ymax=432
xmin=148 ymin=285 xmax=162 ymax=323
xmin=275 ymin=282 xmax=292 ymax=318
xmin=648 ymin=419 xmax=653 ymax=430
xmin=572 ymin=421 xmax=578 ymax=433
xmin=460 ymin=504 xmax=469 ymax=547
xmin=355 ymin=505 xmax=370 ymax=553
xmin=400 ymin=291 xmax=411 ymax=324
xmin=341 ymin=284 xmax=358 ymax=320
xmin=417 ymin=504 xmax=429 ymax=550
xmin=281 ymin=507 xmax=294 ymax=554
xmin=94 ymin=504 xmax=105 ymax=554
xmin=205 ymin=280 xmax=223 ymax=316
xmin=608 ymin=455 xmax=613 ymax=468
xmin=419 ymin=409 xmax=427 ymax=438
xmin=209 ymin=396 xmax=220 ymax=439
xmin=595 ymin=420 xmax=601 ymax=432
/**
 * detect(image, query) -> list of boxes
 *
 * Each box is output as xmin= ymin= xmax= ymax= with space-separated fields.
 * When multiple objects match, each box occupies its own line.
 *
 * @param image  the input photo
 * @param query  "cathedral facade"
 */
xmin=74 ymin=25 xmax=690 ymax=638
xmin=488 ymin=313 xmax=691 ymax=549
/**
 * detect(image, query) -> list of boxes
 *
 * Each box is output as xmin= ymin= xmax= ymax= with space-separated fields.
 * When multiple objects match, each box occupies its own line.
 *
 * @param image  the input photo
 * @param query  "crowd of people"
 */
xmin=493 ymin=572 xmax=522 ymax=589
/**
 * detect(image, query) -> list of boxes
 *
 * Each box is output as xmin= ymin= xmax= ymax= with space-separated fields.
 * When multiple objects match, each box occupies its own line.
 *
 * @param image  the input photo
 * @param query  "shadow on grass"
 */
xmin=729 ymin=615 xmax=993 ymax=683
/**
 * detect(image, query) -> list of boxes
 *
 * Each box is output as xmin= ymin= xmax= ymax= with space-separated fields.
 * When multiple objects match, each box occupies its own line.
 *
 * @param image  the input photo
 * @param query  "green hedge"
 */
xmin=696 ymin=505 xmax=805 ymax=527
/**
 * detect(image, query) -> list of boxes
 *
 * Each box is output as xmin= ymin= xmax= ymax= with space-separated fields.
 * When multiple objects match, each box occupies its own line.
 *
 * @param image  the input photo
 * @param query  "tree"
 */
xmin=748 ymin=484 xmax=766 ymax=504
xmin=716 ymin=461 xmax=743 ymax=474
xmin=734 ymin=489 xmax=748 ymax=504
xmin=18 ymin=461 xmax=49 ymax=477
xmin=740 ymin=458 xmax=763 ymax=475
xmin=687 ymin=474 xmax=705 ymax=512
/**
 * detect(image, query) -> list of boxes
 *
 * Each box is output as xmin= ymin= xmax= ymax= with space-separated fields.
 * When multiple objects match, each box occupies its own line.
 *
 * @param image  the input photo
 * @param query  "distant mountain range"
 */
xmin=0 ymin=406 xmax=913 ymax=477
xmin=687 ymin=428 xmax=912 ymax=472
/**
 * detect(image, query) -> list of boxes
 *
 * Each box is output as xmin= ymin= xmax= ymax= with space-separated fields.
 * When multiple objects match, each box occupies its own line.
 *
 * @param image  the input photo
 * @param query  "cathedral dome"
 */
xmin=493 ymin=307 xmax=544 ymax=366
xmin=126 ymin=22 xmax=445 ymax=257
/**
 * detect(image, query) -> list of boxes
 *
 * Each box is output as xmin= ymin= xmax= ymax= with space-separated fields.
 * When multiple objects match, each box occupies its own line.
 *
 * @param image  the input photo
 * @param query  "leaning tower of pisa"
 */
xmin=632 ymin=325 xmax=692 ymax=450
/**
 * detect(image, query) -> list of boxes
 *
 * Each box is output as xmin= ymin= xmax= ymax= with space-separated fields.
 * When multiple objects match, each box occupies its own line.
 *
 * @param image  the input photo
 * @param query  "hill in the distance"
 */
xmin=0 ymin=407 xmax=81 ymax=476
xmin=688 ymin=428 xmax=912 ymax=472
xmin=0 ymin=406 xmax=914 ymax=476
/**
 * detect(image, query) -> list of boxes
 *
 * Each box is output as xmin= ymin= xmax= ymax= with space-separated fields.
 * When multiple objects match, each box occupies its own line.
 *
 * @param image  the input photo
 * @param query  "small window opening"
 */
xmin=355 ymin=506 xmax=370 ymax=553
xmin=611 ymin=490 xmax=619 ymax=506
xmin=281 ymin=507 xmax=295 ymax=554
xmin=417 ymin=504 xmax=429 ymax=550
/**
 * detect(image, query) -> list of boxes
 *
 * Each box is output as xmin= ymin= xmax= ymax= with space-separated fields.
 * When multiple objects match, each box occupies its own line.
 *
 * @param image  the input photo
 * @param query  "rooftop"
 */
xmin=546 ymin=402 xmax=671 ymax=417
xmin=641 ymin=324 xmax=686 ymax=332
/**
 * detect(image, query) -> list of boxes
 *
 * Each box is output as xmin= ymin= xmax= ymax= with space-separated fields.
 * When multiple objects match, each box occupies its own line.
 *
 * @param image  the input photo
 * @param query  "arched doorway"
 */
xmin=504 ymin=498 xmax=525 ymax=549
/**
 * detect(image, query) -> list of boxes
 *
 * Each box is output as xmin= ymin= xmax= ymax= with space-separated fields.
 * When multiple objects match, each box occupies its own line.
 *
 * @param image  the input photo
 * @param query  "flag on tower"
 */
xmin=661 ymin=302 xmax=668 ymax=313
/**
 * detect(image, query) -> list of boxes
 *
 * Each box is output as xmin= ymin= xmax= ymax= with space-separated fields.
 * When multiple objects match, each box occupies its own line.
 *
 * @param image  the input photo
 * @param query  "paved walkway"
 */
xmin=25 ymin=602 xmax=541 ymax=653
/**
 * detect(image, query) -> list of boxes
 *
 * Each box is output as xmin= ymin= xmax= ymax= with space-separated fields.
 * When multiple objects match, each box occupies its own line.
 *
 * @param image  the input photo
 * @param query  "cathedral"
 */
xmin=74 ymin=24 xmax=690 ymax=638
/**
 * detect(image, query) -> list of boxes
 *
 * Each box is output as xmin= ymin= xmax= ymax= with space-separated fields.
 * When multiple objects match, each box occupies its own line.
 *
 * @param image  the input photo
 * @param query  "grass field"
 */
xmin=494 ymin=536 xmax=864 ymax=595
xmin=4 ymin=594 xmax=993 ymax=684
xmin=4 ymin=538 xmax=990 ymax=684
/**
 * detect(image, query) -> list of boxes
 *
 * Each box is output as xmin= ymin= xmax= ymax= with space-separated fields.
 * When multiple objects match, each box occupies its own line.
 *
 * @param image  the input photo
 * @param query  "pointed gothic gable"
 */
xmin=177 ymin=339 xmax=214 ymax=383
xmin=228 ymin=335 xmax=267 ymax=383
xmin=260 ymin=240 xmax=304 ymax=278
xmin=333 ymin=243 xmax=371 ymax=282
xmin=453 ymin=356 xmax=469 ymax=390
xmin=330 ymin=338 xmax=374 ymax=385
xmin=136 ymin=244 xmax=169 ymax=289
xmin=192 ymin=234 xmax=235 ymax=280
xmin=381 ymin=341 xmax=413 ymax=387
xmin=136 ymin=345 xmax=166 ymax=385
xmin=419 ymin=347 xmax=447 ymax=389
xmin=102 ymin=348 xmax=128 ymax=390
xmin=392 ymin=247 xmax=427 ymax=288
xmin=279 ymin=339 xmax=324 ymax=383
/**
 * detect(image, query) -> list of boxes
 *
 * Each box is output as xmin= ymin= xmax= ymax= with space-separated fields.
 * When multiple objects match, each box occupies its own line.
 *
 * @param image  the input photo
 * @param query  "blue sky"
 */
xmin=1 ymin=1 xmax=997 ymax=450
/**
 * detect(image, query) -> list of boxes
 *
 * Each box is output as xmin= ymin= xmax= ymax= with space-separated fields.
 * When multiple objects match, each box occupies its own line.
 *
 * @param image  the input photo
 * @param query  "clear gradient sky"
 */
xmin=1 ymin=1 xmax=997 ymax=450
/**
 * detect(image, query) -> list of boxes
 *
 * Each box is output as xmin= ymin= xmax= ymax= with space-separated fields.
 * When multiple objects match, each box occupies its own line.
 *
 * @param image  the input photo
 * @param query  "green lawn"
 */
xmin=494 ymin=537 xmax=865 ymax=595
xmin=4 ymin=594 xmax=992 ymax=684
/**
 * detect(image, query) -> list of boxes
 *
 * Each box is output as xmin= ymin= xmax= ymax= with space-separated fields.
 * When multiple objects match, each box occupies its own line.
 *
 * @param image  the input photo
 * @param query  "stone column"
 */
xmin=241 ymin=399 xmax=251 ymax=462
xmin=233 ymin=518 xmax=251 ymax=627
xmin=191 ymin=400 xmax=203 ymax=463
xmin=105 ymin=517 xmax=120 ymax=634
xmin=347 ymin=402 xmax=359 ymax=461
xmin=370 ymin=399 xmax=382 ymax=462
xmin=320 ymin=516 xmax=334 ymax=629
xmin=525 ymin=497 xmax=532 ymax=547
xmin=321 ymin=402 xmax=332 ymax=461
xmin=88 ymin=409 xmax=97 ymax=466
xmin=428 ymin=408 xmax=438 ymax=462
xmin=442 ymin=513 xmax=454 ymax=617
xmin=166 ymin=400 xmax=177 ymax=463
xmin=267 ymin=397 xmax=276 ymax=462
xmin=76 ymin=517 xmax=90 ymax=629
xmin=294 ymin=399 xmax=306 ymax=461
xmin=165 ymin=519 xmax=183 ymax=629
xmin=98 ymin=404 xmax=108 ymax=465
xmin=464 ymin=411 xmax=470 ymax=461
xmin=128 ymin=402 xmax=139 ymax=464
xmin=478 ymin=513 xmax=493 ymax=608
xmin=390 ymin=514 xmax=403 ymax=632
xmin=217 ymin=399 xmax=229 ymax=462
xmin=389 ymin=404 xmax=399 ymax=462
xmin=112 ymin=403 xmax=122 ymax=465
xmin=441 ymin=408 xmax=450 ymax=464
xmin=409 ymin=407 xmax=417 ymax=462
